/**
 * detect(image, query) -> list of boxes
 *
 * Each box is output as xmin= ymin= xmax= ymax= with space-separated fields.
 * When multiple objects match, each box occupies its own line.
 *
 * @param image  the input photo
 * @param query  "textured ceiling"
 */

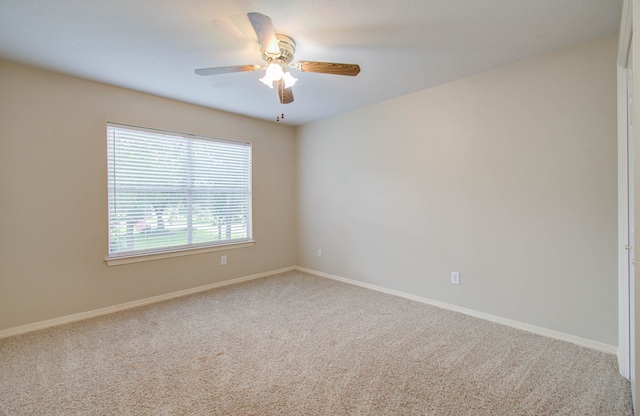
xmin=0 ymin=0 xmax=622 ymax=126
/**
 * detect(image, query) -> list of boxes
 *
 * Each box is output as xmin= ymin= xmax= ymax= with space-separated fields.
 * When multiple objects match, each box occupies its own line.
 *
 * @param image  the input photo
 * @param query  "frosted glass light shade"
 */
xmin=282 ymin=71 xmax=297 ymax=88
xmin=259 ymin=62 xmax=284 ymax=88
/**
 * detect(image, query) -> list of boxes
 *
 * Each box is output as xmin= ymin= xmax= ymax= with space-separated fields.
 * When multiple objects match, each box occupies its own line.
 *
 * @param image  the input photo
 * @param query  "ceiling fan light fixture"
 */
xmin=259 ymin=61 xmax=284 ymax=88
xmin=282 ymin=71 xmax=297 ymax=88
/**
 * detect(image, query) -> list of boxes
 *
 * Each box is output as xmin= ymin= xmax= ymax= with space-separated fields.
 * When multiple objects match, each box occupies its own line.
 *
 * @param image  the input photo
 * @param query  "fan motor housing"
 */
xmin=262 ymin=34 xmax=296 ymax=64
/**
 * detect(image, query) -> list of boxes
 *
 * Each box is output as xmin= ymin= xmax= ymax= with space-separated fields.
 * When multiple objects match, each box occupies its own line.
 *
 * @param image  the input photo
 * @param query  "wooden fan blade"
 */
xmin=195 ymin=65 xmax=259 ymax=76
xmin=296 ymin=61 xmax=360 ymax=76
xmin=276 ymin=79 xmax=294 ymax=104
xmin=247 ymin=12 xmax=280 ymax=56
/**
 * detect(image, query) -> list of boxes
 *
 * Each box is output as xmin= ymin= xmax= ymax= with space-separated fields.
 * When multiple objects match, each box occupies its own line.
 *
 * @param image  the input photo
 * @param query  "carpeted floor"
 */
xmin=0 ymin=271 xmax=633 ymax=415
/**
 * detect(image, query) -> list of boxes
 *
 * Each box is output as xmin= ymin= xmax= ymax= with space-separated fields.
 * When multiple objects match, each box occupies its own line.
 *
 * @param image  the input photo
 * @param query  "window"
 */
xmin=107 ymin=123 xmax=252 ymax=261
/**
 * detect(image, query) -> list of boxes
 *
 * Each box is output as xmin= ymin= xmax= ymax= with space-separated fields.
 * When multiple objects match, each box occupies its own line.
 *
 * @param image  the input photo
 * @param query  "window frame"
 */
xmin=105 ymin=123 xmax=254 ymax=266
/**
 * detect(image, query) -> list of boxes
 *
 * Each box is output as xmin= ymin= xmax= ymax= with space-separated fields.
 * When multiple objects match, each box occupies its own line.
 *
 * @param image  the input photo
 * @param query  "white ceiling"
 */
xmin=0 ymin=0 xmax=622 ymax=126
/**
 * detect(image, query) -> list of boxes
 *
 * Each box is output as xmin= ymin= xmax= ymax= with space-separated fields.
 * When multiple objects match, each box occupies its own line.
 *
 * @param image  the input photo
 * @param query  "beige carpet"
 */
xmin=0 ymin=271 xmax=633 ymax=415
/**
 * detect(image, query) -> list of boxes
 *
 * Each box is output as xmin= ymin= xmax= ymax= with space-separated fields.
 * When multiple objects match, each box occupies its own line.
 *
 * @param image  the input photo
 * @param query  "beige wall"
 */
xmin=0 ymin=35 xmax=619 ymax=348
xmin=0 ymin=60 xmax=297 ymax=331
xmin=297 ymin=35 xmax=618 ymax=346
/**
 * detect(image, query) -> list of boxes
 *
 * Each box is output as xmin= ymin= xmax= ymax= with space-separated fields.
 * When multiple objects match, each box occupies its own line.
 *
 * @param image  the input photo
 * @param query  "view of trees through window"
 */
xmin=107 ymin=124 xmax=252 ymax=257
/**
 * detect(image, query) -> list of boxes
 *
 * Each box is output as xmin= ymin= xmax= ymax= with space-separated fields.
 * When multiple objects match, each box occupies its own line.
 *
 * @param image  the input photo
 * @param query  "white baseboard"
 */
xmin=296 ymin=267 xmax=618 ymax=355
xmin=0 ymin=266 xmax=295 ymax=339
xmin=0 ymin=265 xmax=619 ymax=356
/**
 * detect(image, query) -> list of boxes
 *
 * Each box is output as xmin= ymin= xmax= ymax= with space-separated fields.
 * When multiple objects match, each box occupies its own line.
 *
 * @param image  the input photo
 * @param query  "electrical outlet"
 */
xmin=221 ymin=255 xmax=227 ymax=266
xmin=317 ymin=249 xmax=322 ymax=258
xmin=450 ymin=271 xmax=460 ymax=285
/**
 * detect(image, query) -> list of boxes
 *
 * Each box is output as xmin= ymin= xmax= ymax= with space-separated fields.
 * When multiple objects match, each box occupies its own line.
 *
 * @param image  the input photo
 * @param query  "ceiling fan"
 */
xmin=194 ymin=12 xmax=361 ymax=105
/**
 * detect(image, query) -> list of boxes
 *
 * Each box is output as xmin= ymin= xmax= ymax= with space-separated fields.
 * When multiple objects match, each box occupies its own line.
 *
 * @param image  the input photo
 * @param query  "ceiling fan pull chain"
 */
xmin=277 ymin=88 xmax=282 ymax=122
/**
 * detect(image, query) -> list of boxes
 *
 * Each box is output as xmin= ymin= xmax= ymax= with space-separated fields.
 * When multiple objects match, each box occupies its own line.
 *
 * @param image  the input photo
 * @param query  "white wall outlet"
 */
xmin=317 ymin=249 xmax=322 ymax=258
xmin=450 ymin=271 xmax=460 ymax=285
xmin=221 ymin=255 xmax=227 ymax=266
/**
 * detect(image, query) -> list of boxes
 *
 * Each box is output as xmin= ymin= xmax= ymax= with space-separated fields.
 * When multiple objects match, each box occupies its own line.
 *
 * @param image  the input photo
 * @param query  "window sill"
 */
xmin=104 ymin=241 xmax=255 ymax=267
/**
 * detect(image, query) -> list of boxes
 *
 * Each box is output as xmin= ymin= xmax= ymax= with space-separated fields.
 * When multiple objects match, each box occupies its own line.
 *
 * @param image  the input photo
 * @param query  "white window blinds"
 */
xmin=107 ymin=123 xmax=252 ymax=258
